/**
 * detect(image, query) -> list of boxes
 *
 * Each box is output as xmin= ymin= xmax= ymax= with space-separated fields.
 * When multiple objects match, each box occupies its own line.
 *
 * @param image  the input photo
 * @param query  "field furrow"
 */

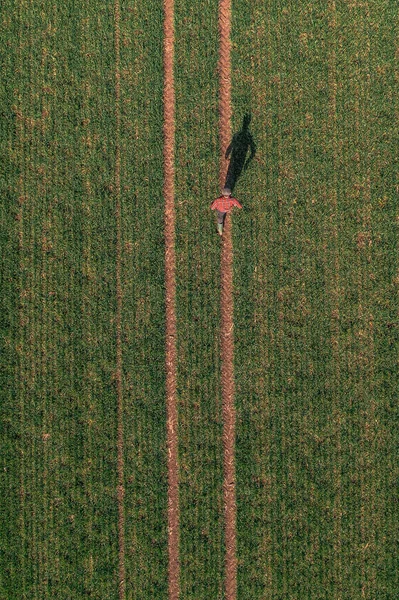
xmin=218 ymin=1 xmax=238 ymax=599
xmin=163 ymin=0 xmax=179 ymax=598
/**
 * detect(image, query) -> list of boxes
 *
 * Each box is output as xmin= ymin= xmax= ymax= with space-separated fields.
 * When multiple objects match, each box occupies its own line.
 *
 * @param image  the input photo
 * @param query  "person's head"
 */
xmin=222 ymin=187 xmax=231 ymax=197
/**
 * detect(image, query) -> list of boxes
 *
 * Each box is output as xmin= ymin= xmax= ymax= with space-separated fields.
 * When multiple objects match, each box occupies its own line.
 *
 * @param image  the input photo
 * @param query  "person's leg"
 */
xmin=217 ymin=211 xmax=226 ymax=235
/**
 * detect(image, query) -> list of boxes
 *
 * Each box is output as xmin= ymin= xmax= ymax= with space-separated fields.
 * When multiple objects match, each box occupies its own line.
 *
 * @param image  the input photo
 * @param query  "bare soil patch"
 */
xmin=163 ymin=1 xmax=179 ymax=598
xmin=219 ymin=1 xmax=237 ymax=597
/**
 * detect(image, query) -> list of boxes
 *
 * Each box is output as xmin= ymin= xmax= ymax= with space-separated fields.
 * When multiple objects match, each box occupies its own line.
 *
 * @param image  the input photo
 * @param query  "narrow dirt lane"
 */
xmin=220 ymin=223 xmax=237 ymax=600
xmin=114 ymin=0 xmax=125 ymax=597
xmin=219 ymin=1 xmax=237 ymax=598
xmin=163 ymin=0 xmax=179 ymax=599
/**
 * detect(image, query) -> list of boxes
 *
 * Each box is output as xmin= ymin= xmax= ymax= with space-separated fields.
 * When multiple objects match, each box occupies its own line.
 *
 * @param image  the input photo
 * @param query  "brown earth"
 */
xmin=163 ymin=1 xmax=179 ymax=599
xmin=219 ymin=1 xmax=237 ymax=598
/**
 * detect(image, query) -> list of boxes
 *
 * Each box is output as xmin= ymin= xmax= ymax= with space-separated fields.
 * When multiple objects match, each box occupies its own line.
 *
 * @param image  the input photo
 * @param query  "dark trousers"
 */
xmin=217 ymin=210 xmax=226 ymax=225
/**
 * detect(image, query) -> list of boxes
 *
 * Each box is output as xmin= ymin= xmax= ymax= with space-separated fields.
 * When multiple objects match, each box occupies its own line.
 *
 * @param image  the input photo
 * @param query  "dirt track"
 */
xmin=219 ymin=0 xmax=237 ymax=598
xmin=163 ymin=0 xmax=179 ymax=599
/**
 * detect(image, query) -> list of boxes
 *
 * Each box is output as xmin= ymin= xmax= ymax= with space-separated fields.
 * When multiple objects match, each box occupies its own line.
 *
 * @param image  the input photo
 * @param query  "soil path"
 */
xmin=163 ymin=0 xmax=179 ymax=599
xmin=114 ymin=0 xmax=126 ymax=597
xmin=219 ymin=1 xmax=237 ymax=598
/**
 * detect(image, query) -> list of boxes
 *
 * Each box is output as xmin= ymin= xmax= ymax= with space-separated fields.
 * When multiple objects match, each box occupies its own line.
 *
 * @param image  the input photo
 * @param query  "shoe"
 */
xmin=217 ymin=224 xmax=223 ymax=236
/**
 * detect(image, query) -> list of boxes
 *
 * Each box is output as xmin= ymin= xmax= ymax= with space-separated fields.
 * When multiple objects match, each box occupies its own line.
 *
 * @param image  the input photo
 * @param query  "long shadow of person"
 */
xmin=224 ymin=113 xmax=256 ymax=192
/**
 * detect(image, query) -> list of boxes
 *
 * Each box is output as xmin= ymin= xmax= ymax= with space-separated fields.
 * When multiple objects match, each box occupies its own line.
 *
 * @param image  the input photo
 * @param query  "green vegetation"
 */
xmin=174 ymin=1 xmax=224 ymax=598
xmin=1 ymin=1 xmax=20 ymax=596
xmin=1 ymin=0 xmax=398 ymax=599
xmin=119 ymin=0 xmax=167 ymax=597
xmin=232 ymin=0 xmax=399 ymax=598
xmin=1 ymin=1 xmax=167 ymax=598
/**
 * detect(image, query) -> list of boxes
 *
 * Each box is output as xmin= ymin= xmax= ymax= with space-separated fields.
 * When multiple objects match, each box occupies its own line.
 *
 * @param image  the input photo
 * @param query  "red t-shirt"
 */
xmin=211 ymin=196 xmax=242 ymax=213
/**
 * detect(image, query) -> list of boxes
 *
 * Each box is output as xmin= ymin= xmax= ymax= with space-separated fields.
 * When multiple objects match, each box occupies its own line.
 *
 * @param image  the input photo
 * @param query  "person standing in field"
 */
xmin=211 ymin=187 xmax=243 ymax=236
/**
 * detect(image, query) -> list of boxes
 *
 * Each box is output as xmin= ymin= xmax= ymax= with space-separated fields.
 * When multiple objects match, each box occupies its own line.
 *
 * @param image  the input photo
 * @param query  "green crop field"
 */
xmin=232 ymin=2 xmax=399 ymax=598
xmin=1 ymin=1 xmax=167 ymax=598
xmin=1 ymin=1 xmax=398 ymax=599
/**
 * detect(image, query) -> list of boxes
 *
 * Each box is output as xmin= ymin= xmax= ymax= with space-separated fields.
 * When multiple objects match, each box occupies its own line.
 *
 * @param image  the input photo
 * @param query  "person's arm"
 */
xmin=232 ymin=198 xmax=243 ymax=209
xmin=210 ymin=199 xmax=218 ymax=210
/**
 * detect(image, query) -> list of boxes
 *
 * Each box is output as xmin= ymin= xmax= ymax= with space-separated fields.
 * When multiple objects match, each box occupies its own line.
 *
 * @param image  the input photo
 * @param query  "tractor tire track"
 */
xmin=219 ymin=0 xmax=232 ymax=190
xmin=219 ymin=1 xmax=237 ymax=599
xmin=114 ymin=0 xmax=126 ymax=597
xmin=163 ymin=0 xmax=179 ymax=599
